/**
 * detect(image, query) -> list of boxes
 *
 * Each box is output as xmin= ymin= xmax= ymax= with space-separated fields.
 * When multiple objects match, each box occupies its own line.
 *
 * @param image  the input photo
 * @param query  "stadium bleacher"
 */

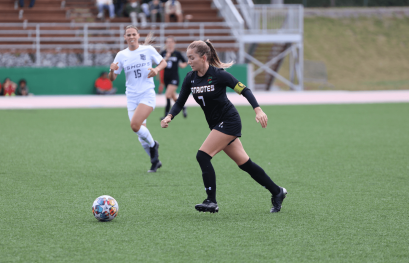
xmin=0 ymin=0 xmax=237 ymax=60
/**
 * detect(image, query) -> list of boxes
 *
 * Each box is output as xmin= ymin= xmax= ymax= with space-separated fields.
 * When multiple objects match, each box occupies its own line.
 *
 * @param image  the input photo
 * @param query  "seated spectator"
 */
xmin=96 ymin=0 xmax=115 ymax=19
xmin=165 ymin=0 xmax=183 ymax=23
xmin=149 ymin=0 xmax=164 ymax=23
xmin=125 ymin=0 xmax=147 ymax=27
xmin=141 ymin=0 xmax=151 ymax=18
xmin=2 ymin=78 xmax=17 ymax=96
xmin=19 ymin=0 xmax=36 ymax=8
xmin=95 ymin=72 xmax=117 ymax=95
xmin=114 ymin=0 xmax=126 ymax=17
xmin=16 ymin=79 xmax=29 ymax=96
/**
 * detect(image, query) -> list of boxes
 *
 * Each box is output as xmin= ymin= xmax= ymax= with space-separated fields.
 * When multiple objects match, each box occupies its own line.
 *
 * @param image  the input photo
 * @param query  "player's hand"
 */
xmin=161 ymin=115 xmax=172 ymax=128
xmin=110 ymin=62 xmax=119 ymax=71
xmin=255 ymin=107 xmax=268 ymax=128
xmin=148 ymin=67 xmax=158 ymax=78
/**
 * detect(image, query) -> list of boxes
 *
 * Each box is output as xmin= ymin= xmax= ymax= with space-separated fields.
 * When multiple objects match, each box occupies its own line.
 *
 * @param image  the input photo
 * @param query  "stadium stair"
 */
xmin=251 ymin=43 xmax=291 ymax=91
xmin=0 ymin=0 xmax=238 ymax=56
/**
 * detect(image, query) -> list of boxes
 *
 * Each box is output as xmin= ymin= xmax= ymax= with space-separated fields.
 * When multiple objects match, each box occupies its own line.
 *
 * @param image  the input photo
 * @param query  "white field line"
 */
xmin=1 ymin=90 xmax=409 ymax=110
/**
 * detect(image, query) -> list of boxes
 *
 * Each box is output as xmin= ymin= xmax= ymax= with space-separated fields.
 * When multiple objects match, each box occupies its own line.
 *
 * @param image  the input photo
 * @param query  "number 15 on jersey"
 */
xmin=134 ymin=69 xmax=141 ymax=78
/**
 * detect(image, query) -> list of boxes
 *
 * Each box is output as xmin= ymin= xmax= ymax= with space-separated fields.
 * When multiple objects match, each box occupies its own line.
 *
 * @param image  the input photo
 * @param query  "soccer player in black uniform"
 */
xmin=160 ymin=36 xmax=188 ymax=120
xmin=161 ymin=40 xmax=287 ymax=213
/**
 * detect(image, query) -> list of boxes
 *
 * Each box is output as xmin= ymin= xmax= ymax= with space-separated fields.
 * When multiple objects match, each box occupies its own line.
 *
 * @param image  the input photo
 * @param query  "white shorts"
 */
xmin=127 ymin=88 xmax=156 ymax=124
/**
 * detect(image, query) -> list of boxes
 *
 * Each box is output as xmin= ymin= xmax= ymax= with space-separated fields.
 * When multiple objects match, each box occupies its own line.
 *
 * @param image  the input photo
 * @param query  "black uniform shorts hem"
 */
xmin=211 ymin=116 xmax=242 ymax=138
xmin=164 ymin=75 xmax=179 ymax=87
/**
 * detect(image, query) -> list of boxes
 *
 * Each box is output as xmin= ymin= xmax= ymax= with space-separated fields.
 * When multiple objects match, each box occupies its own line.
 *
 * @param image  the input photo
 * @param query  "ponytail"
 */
xmin=143 ymin=31 xmax=155 ymax=46
xmin=188 ymin=39 xmax=234 ymax=69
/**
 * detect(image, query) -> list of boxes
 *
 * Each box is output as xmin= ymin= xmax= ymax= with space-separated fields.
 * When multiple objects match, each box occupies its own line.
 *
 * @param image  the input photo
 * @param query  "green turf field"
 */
xmin=1 ymin=103 xmax=408 ymax=262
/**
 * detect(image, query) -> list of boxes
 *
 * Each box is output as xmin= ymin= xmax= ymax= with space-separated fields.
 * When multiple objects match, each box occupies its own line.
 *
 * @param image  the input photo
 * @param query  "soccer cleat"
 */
xmin=182 ymin=106 xmax=187 ymax=118
xmin=195 ymin=199 xmax=219 ymax=213
xmin=148 ymin=160 xmax=162 ymax=173
xmin=270 ymin=187 xmax=287 ymax=213
xmin=149 ymin=141 xmax=159 ymax=164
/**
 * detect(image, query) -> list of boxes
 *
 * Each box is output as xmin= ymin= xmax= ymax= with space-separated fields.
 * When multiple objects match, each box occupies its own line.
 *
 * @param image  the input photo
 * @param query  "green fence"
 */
xmin=0 ymin=65 xmax=247 ymax=95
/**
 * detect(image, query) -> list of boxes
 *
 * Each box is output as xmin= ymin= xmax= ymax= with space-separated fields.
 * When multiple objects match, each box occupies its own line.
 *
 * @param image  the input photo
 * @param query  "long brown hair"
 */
xmin=187 ymin=39 xmax=234 ymax=69
xmin=125 ymin=25 xmax=154 ymax=46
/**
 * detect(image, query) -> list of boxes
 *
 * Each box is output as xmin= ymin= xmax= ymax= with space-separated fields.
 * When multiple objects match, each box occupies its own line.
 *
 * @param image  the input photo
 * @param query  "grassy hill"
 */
xmin=276 ymin=16 xmax=409 ymax=90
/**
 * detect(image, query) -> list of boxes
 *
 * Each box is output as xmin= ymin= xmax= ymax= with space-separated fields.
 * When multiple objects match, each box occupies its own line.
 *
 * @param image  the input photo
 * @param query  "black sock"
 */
xmin=196 ymin=150 xmax=216 ymax=203
xmin=239 ymin=158 xmax=280 ymax=196
xmin=165 ymin=98 xmax=171 ymax=115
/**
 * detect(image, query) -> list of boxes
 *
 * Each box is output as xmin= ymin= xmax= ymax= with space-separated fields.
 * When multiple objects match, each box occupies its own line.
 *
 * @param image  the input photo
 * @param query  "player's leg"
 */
xmin=137 ymin=123 xmax=150 ymax=157
xmin=130 ymin=103 xmax=153 ymax=136
xmin=167 ymin=81 xmax=187 ymax=118
xmin=128 ymin=91 xmax=161 ymax=172
xmin=130 ymin=103 xmax=162 ymax=172
xmin=194 ymin=130 xmax=237 ymax=213
xmin=164 ymin=84 xmax=176 ymax=117
xmin=168 ymin=84 xmax=187 ymax=118
xmin=128 ymin=109 xmax=151 ymax=155
xmin=223 ymin=139 xmax=287 ymax=213
xmin=160 ymin=76 xmax=170 ymax=120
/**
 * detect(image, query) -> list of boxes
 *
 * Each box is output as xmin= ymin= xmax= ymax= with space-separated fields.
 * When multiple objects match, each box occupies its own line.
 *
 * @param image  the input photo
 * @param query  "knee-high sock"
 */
xmin=138 ymin=136 xmax=151 ymax=157
xmin=239 ymin=158 xmax=280 ymax=196
xmin=165 ymin=98 xmax=171 ymax=115
xmin=135 ymin=125 xmax=155 ymax=147
xmin=196 ymin=150 xmax=216 ymax=202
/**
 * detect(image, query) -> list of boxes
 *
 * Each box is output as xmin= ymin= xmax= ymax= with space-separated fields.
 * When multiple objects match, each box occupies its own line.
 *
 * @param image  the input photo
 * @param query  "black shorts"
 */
xmin=164 ymin=75 xmax=179 ymax=87
xmin=211 ymin=114 xmax=242 ymax=138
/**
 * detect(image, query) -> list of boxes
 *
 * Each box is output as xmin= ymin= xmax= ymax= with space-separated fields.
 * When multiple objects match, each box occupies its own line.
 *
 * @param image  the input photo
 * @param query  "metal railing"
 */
xmin=246 ymin=5 xmax=303 ymax=34
xmin=235 ymin=0 xmax=255 ymax=29
xmin=0 ymin=22 xmax=239 ymax=66
xmin=212 ymin=0 xmax=244 ymax=39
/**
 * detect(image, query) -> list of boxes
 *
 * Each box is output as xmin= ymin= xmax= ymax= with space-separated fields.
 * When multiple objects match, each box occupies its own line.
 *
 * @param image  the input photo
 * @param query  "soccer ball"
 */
xmin=92 ymin=195 xmax=119 ymax=222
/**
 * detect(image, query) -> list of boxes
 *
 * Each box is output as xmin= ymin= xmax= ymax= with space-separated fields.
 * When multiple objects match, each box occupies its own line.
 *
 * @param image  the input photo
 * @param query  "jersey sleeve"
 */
xmin=149 ymin=46 xmax=164 ymax=65
xmin=160 ymin=50 xmax=166 ymax=58
xmin=112 ymin=52 xmax=123 ymax=75
xmin=177 ymin=51 xmax=186 ymax=63
xmin=219 ymin=69 xmax=246 ymax=95
xmin=169 ymin=72 xmax=192 ymax=118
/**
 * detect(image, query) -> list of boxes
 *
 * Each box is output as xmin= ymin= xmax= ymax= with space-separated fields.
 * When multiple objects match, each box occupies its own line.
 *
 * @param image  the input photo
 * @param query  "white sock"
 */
xmin=138 ymin=136 xmax=151 ymax=157
xmin=135 ymin=125 xmax=155 ymax=147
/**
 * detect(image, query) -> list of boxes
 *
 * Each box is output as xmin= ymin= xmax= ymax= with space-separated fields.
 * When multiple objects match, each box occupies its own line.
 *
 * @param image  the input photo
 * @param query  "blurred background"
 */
xmin=0 ymin=0 xmax=408 ymax=96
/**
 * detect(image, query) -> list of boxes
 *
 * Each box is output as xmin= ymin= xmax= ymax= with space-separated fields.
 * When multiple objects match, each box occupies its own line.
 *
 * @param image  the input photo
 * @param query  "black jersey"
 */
xmin=170 ymin=65 xmax=247 ymax=129
xmin=160 ymin=50 xmax=186 ymax=78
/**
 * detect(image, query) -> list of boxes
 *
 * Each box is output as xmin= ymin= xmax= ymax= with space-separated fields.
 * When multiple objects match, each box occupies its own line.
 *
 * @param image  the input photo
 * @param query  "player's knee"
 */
xmin=130 ymin=122 xmax=141 ymax=132
xmin=196 ymin=150 xmax=212 ymax=164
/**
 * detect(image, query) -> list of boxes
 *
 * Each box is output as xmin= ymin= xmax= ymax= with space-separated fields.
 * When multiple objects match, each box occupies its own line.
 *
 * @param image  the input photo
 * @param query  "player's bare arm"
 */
xmin=109 ymin=62 xmax=119 ymax=81
xmin=148 ymin=59 xmax=167 ymax=78
xmin=179 ymin=62 xmax=188 ymax=69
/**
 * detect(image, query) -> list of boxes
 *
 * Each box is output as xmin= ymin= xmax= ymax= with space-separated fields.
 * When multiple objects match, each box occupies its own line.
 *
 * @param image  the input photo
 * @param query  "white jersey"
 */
xmin=113 ymin=45 xmax=163 ymax=95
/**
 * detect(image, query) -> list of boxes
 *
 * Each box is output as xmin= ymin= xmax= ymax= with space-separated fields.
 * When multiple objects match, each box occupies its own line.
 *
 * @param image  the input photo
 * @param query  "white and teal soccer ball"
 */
xmin=92 ymin=195 xmax=119 ymax=222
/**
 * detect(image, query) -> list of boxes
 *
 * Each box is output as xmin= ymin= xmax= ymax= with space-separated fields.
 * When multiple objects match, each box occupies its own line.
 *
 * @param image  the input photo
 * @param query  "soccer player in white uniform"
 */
xmin=109 ymin=25 xmax=167 ymax=172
